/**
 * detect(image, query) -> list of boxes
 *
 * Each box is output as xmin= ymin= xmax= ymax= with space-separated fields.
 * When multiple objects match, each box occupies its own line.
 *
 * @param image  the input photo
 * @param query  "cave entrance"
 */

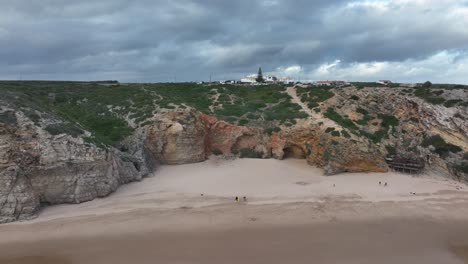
xmin=283 ymin=145 xmax=306 ymax=159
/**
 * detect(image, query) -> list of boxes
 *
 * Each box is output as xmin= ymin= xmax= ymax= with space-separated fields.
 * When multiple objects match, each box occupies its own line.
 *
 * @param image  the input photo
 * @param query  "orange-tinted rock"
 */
xmin=140 ymin=110 xmax=387 ymax=174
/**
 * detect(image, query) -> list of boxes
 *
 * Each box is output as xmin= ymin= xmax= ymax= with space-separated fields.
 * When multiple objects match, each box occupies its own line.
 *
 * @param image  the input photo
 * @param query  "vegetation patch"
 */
xmin=453 ymin=162 xmax=468 ymax=174
xmin=385 ymin=145 xmax=397 ymax=156
xmin=444 ymin=99 xmax=463 ymax=108
xmin=324 ymin=108 xmax=358 ymax=131
xmin=360 ymin=130 xmax=387 ymax=144
xmin=422 ymin=135 xmax=462 ymax=158
xmin=297 ymin=86 xmax=335 ymax=107
xmin=265 ymin=127 xmax=281 ymax=135
xmin=356 ymin=107 xmax=369 ymax=115
xmin=341 ymin=130 xmax=351 ymax=138
xmin=378 ymin=114 xmax=399 ymax=128
xmin=0 ymin=111 xmax=17 ymax=125
xmin=414 ymin=88 xmax=446 ymax=105
xmin=45 ymin=123 xmax=83 ymax=138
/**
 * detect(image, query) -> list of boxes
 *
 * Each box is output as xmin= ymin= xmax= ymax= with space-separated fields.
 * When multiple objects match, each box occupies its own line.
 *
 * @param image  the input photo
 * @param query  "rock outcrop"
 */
xmin=270 ymin=124 xmax=388 ymax=175
xmin=0 ymin=110 xmax=151 ymax=223
xmin=124 ymin=110 xmax=387 ymax=175
xmin=329 ymin=87 xmax=467 ymax=179
xmin=124 ymin=111 xmax=271 ymax=165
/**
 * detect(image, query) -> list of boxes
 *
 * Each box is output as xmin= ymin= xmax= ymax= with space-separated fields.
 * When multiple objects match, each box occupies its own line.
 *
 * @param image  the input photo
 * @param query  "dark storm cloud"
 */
xmin=0 ymin=0 xmax=467 ymax=82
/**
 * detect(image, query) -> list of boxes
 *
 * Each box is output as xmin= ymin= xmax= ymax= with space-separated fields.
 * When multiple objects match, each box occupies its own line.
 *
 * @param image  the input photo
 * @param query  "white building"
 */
xmin=377 ymin=80 xmax=392 ymax=85
xmin=240 ymin=74 xmax=257 ymax=84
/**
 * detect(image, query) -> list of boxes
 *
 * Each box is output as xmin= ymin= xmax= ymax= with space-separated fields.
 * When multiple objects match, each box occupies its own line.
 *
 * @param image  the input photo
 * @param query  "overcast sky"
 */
xmin=1 ymin=0 xmax=468 ymax=83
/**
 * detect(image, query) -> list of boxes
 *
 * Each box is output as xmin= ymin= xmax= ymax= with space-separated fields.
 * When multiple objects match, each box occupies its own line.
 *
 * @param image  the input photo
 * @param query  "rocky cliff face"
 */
xmin=0 ymin=109 xmax=150 ymax=223
xmin=330 ymin=87 xmax=467 ymax=179
xmin=123 ymin=110 xmax=387 ymax=175
xmin=1 ymin=84 xmax=465 ymax=223
xmin=270 ymin=123 xmax=388 ymax=175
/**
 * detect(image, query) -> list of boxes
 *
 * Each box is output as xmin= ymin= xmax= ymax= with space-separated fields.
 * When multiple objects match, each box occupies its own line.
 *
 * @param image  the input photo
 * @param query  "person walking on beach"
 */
xmin=235 ymin=196 xmax=239 ymax=202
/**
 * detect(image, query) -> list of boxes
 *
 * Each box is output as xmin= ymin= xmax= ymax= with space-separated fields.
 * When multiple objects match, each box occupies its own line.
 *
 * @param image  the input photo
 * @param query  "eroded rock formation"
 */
xmin=124 ymin=110 xmax=388 ymax=175
xmin=0 ymin=110 xmax=150 ymax=223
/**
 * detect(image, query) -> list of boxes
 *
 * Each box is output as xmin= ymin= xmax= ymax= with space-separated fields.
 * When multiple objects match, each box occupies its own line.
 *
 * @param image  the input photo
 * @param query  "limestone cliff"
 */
xmin=0 ymin=109 xmax=151 ymax=223
xmin=123 ymin=110 xmax=387 ymax=175
xmin=1 ymin=82 xmax=466 ymax=223
xmin=329 ymin=87 xmax=467 ymax=179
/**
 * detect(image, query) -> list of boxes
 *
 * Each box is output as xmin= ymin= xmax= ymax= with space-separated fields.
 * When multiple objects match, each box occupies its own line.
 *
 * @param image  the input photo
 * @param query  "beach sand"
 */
xmin=1 ymin=158 xmax=468 ymax=264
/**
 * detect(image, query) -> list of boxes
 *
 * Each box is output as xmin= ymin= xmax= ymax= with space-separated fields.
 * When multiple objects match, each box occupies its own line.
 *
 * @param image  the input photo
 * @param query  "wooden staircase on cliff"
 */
xmin=385 ymin=157 xmax=425 ymax=174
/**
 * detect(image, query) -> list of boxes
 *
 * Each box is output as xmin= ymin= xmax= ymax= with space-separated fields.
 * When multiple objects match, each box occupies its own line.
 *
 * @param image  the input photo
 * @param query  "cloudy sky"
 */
xmin=1 ymin=0 xmax=468 ymax=83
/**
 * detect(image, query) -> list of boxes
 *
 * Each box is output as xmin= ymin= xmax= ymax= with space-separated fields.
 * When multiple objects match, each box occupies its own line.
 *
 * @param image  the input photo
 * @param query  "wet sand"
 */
xmin=1 ymin=217 xmax=468 ymax=264
xmin=1 ymin=158 xmax=468 ymax=263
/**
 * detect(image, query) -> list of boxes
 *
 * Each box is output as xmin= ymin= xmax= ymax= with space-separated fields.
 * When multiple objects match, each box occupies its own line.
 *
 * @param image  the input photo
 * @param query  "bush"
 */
xmin=341 ymin=130 xmax=351 ymax=138
xmin=324 ymin=108 xmax=358 ymax=131
xmin=359 ymin=129 xmax=388 ymax=144
xmin=325 ymin=127 xmax=336 ymax=133
xmin=314 ymin=108 xmax=321 ymax=113
xmin=444 ymin=99 xmax=462 ymax=108
xmin=356 ymin=114 xmax=371 ymax=126
xmin=422 ymin=135 xmax=462 ymax=157
xmin=297 ymin=86 xmax=335 ymax=107
xmin=45 ymin=123 xmax=83 ymax=137
xmin=426 ymin=97 xmax=446 ymax=105
xmin=378 ymin=114 xmax=399 ymax=128
xmin=356 ymin=107 xmax=368 ymax=115
xmin=0 ymin=111 xmax=17 ymax=125
xmin=331 ymin=131 xmax=341 ymax=137
xmin=350 ymin=95 xmax=360 ymax=101
xmin=385 ymin=145 xmax=397 ymax=156
xmin=265 ymin=127 xmax=281 ymax=135
xmin=238 ymin=119 xmax=249 ymax=126
xmin=453 ymin=162 xmax=468 ymax=174
xmin=422 ymin=81 xmax=432 ymax=88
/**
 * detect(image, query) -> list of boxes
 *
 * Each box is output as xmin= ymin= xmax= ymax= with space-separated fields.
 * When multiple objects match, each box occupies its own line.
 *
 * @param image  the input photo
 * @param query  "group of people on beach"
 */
xmin=379 ymin=181 xmax=388 ymax=187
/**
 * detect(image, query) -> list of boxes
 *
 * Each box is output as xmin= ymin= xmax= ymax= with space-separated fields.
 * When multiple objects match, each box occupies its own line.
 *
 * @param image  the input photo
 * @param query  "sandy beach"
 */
xmin=1 ymin=158 xmax=468 ymax=264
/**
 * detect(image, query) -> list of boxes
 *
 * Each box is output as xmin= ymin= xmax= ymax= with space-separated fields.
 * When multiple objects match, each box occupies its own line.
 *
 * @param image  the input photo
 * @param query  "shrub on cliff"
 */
xmin=324 ymin=108 xmax=358 ymax=131
xmin=45 ymin=123 xmax=83 ymax=138
xmin=444 ymin=99 xmax=462 ymax=108
xmin=422 ymin=135 xmax=462 ymax=158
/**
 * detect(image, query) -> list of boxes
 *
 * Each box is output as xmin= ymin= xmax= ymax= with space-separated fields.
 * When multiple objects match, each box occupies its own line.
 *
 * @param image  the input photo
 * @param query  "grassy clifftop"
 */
xmin=0 ymin=81 xmax=306 ymax=146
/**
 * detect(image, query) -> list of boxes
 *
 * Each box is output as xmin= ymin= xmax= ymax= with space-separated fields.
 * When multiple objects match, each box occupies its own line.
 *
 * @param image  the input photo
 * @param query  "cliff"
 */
xmin=122 ymin=110 xmax=387 ymax=175
xmin=0 ymin=109 xmax=151 ymax=223
xmin=0 ymin=81 xmax=466 ymax=223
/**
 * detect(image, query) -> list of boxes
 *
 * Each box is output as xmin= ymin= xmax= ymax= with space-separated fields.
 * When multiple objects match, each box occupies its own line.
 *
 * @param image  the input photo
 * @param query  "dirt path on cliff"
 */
xmin=286 ymin=86 xmax=340 ymax=129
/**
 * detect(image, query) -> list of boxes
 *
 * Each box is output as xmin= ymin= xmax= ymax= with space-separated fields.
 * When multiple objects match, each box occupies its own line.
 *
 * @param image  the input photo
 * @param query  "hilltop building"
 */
xmin=377 ymin=80 xmax=392 ymax=85
xmin=315 ymin=80 xmax=350 ymax=87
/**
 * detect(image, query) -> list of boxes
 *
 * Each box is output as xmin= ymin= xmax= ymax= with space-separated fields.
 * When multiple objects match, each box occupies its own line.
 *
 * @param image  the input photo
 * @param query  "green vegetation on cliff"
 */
xmin=422 ymin=135 xmax=462 ymax=158
xmin=0 ymin=81 xmax=306 ymax=146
